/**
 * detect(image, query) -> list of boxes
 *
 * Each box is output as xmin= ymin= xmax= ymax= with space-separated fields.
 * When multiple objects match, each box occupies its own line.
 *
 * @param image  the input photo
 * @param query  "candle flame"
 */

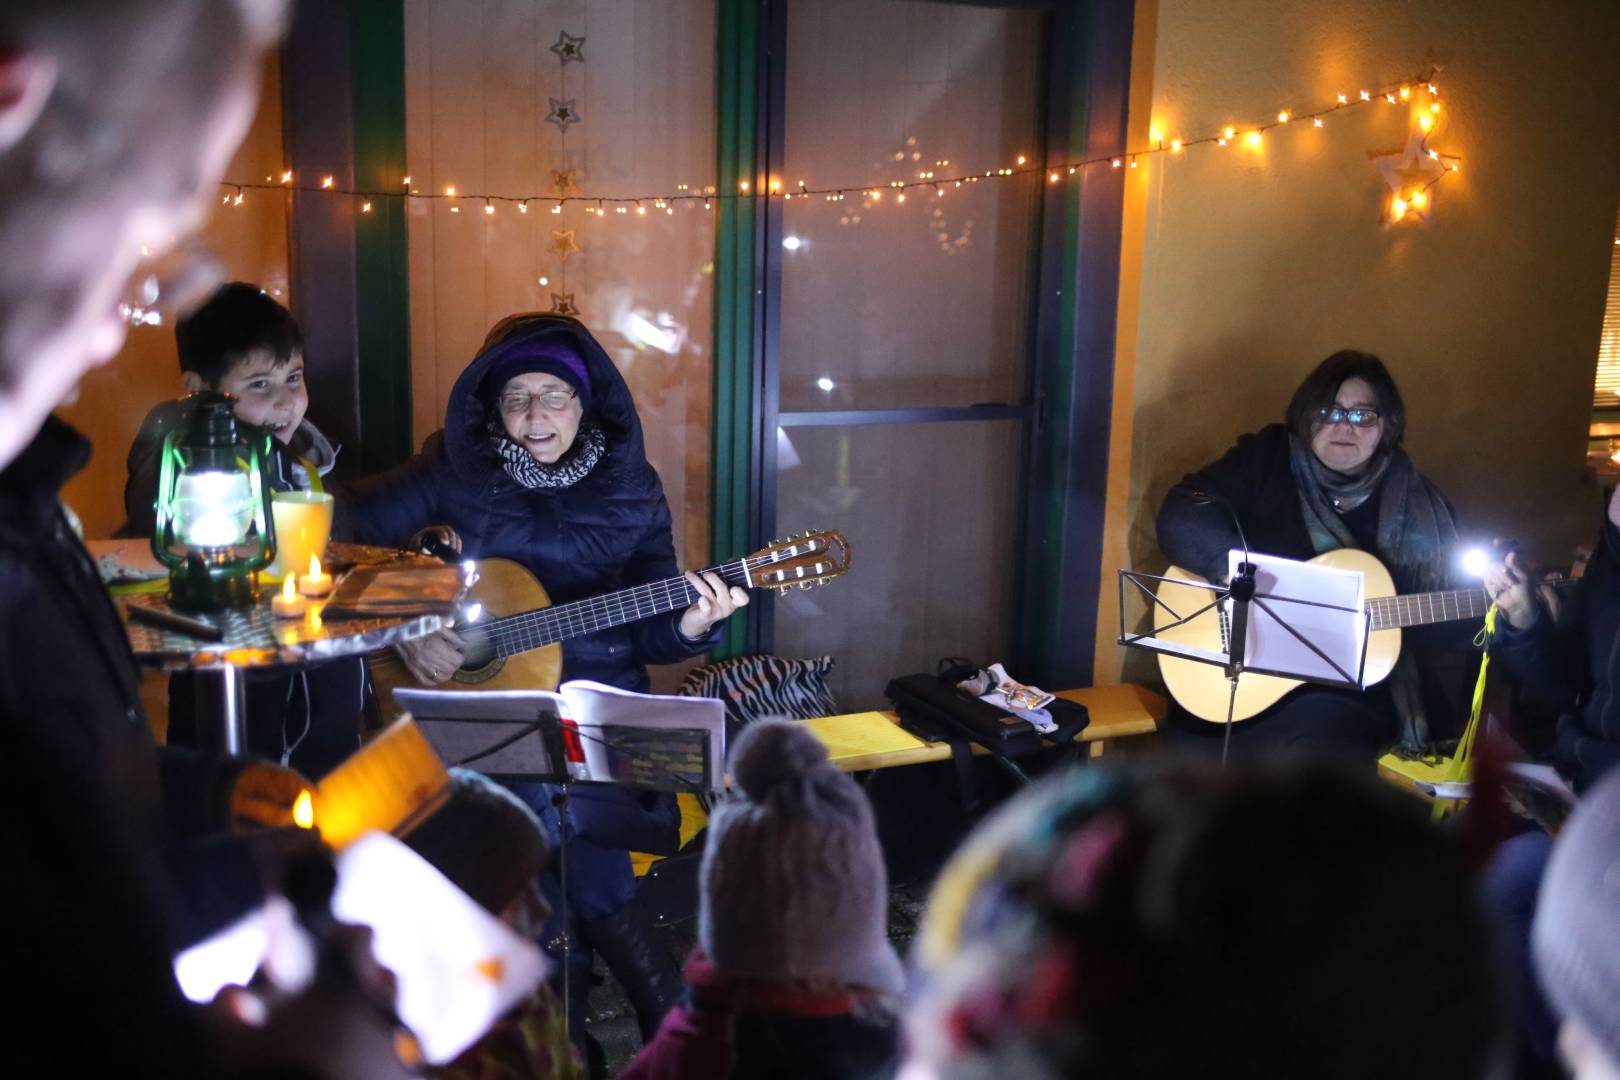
xmin=282 ymin=574 xmax=298 ymax=600
xmin=293 ymin=789 xmax=315 ymax=829
xmin=308 ymin=554 xmax=324 ymax=581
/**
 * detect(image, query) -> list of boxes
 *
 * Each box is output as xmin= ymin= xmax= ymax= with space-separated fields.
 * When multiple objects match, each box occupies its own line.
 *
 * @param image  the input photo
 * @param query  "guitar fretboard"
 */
xmin=475 ymin=559 xmax=754 ymax=659
xmin=1365 ymin=588 xmax=1490 ymax=631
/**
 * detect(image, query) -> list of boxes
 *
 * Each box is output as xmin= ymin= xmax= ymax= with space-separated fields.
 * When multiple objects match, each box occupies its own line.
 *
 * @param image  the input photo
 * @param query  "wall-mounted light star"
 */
xmin=548 ymin=292 xmax=580 ymax=316
xmin=1369 ymin=96 xmax=1459 ymax=226
xmin=549 ymin=31 xmax=585 ymax=65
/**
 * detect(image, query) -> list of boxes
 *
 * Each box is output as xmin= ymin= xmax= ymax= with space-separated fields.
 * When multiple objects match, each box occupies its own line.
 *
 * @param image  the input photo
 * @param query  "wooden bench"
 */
xmin=804 ymin=684 xmax=1167 ymax=773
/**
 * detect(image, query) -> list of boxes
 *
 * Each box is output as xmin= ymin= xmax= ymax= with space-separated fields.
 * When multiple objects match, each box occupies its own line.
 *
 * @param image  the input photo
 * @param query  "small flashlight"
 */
xmin=1461 ymin=548 xmax=1490 ymax=578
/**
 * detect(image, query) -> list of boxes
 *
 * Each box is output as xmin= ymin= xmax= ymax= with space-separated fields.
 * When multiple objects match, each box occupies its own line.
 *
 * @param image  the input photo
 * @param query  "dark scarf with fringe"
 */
xmin=1288 ymin=434 xmax=1459 ymax=747
xmin=490 ymin=421 xmax=606 ymax=489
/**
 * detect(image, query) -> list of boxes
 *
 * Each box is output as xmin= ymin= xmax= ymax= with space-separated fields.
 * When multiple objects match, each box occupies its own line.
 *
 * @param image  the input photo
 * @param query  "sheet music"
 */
xmin=1228 ymin=551 xmax=1365 ymax=685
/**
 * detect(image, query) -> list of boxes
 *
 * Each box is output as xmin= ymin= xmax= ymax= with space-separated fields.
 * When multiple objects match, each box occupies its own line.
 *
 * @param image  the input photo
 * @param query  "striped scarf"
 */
xmin=490 ymin=422 xmax=606 ymax=490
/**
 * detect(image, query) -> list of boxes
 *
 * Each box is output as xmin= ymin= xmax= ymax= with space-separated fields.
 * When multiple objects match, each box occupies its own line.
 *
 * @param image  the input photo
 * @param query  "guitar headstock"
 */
xmin=748 ymin=529 xmax=851 ymax=591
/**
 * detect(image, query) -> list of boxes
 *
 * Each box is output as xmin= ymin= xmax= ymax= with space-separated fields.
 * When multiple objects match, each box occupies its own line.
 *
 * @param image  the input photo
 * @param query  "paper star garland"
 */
xmin=548 ymin=230 xmax=580 ymax=261
xmin=546 ymin=98 xmax=580 ymax=134
xmin=549 ymin=31 xmax=586 ymax=65
xmin=550 ymin=169 xmax=581 ymax=197
xmin=548 ymin=292 xmax=579 ymax=316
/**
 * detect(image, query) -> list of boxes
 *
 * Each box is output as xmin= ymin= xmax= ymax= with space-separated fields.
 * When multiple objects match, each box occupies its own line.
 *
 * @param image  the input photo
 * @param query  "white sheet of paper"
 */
xmin=331 ymin=833 xmax=549 ymax=1065
xmin=173 ymin=834 xmax=548 ymax=1066
xmin=560 ymin=679 xmax=727 ymax=792
xmin=1227 ymin=551 xmax=1366 ymax=685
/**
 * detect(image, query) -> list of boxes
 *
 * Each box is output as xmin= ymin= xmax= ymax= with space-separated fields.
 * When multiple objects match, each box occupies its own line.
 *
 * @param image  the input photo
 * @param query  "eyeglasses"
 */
xmin=1314 ymin=405 xmax=1381 ymax=429
xmin=119 ymin=239 xmax=225 ymax=328
xmin=499 ymin=389 xmax=578 ymax=414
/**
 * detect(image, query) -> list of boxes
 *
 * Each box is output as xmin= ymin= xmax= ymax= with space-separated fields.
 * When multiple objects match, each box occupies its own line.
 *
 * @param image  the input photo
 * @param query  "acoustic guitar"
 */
xmin=368 ymin=529 xmax=850 ymax=716
xmin=1155 ymin=548 xmax=1495 ymax=724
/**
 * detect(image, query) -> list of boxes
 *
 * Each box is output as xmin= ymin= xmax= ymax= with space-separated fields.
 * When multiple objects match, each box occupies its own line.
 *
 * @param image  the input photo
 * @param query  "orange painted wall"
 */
xmin=1095 ymin=0 xmax=1620 ymax=682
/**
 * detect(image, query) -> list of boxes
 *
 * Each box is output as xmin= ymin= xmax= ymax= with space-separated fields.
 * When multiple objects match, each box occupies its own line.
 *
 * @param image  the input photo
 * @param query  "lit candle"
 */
xmin=272 ymin=574 xmax=307 ymax=618
xmin=299 ymin=554 xmax=332 ymax=598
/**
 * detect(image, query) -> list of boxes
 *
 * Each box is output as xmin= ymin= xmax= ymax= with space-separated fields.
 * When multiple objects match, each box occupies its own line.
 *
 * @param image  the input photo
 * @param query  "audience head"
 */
xmin=1533 ymin=771 xmax=1620 ymax=1080
xmin=0 ymin=0 xmax=285 ymax=469
xmin=479 ymin=315 xmax=594 ymax=466
xmin=903 ymin=762 xmax=1502 ymax=1080
xmin=177 ymin=282 xmax=306 ymax=442
xmin=1286 ymin=350 xmax=1405 ymax=475
xmin=700 ymin=718 xmax=904 ymax=996
xmin=402 ymin=767 xmax=550 ymax=933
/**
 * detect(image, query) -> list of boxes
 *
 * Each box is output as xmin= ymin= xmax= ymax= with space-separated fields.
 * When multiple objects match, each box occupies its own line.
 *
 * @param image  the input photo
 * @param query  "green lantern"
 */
xmin=150 ymin=392 xmax=277 ymax=611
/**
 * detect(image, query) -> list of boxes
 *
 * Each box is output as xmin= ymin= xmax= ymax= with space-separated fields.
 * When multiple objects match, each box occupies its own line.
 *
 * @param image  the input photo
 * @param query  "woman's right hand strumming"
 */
xmin=394 ymin=628 xmax=467 ymax=686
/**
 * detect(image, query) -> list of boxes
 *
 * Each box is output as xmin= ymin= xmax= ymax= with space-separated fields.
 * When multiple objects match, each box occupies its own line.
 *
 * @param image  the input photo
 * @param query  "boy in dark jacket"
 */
xmin=125 ymin=283 xmax=363 ymax=776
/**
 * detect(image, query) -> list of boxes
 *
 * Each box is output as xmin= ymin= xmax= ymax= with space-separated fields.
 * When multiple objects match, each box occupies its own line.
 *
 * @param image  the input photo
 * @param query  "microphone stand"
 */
xmin=1221 ymin=561 xmax=1258 ymax=767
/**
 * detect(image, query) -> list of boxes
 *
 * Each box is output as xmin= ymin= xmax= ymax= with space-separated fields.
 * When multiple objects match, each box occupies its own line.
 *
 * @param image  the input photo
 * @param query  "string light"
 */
xmin=216 ymin=67 xmax=1451 ymax=222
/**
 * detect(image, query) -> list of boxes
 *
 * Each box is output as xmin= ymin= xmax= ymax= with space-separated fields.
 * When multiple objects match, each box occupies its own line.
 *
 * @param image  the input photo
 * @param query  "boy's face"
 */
xmin=188 ymin=350 xmax=307 ymax=444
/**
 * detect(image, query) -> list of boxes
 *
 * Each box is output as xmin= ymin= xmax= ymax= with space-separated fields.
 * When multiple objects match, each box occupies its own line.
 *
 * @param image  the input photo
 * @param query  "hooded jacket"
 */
xmin=347 ymin=314 xmax=719 ymax=691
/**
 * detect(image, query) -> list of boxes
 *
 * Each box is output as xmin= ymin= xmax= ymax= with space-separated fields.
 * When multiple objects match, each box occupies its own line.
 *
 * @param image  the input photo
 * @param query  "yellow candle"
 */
xmin=268 ymin=491 xmax=334 ymax=581
xmin=272 ymin=573 xmax=307 ymax=618
xmin=299 ymin=553 xmax=332 ymax=598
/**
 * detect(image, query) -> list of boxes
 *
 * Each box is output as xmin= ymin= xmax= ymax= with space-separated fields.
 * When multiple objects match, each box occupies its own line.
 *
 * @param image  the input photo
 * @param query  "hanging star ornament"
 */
xmin=550 ymin=169 xmax=581 ymax=197
xmin=549 ymin=31 xmax=586 ymax=65
xmin=1370 ymin=127 xmax=1456 ymax=227
xmin=548 ymin=230 xmax=580 ymax=261
xmin=548 ymin=292 xmax=580 ymax=316
xmin=546 ymin=98 xmax=580 ymax=134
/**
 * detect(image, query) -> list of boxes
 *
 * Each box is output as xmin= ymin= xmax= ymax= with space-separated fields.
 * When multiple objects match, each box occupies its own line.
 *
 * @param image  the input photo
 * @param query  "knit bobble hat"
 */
xmin=1533 ymin=771 xmax=1620 ymax=1073
xmin=402 ymin=767 xmax=548 ymax=916
xmin=699 ymin=719 xmax=904 ymax=995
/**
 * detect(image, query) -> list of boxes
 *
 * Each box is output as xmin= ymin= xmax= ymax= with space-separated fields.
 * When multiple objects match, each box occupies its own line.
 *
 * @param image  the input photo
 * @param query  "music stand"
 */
xmin=391 ymin=685 xmax=723 ymax=1042
xmin=1118 ymin=552 xmax=1373 ymax=764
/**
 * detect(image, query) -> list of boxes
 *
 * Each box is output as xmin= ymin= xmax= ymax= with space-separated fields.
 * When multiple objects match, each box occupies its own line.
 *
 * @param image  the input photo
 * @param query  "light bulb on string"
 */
xmin=1360 ymin=90 xmax=1371 ymax=101
xmin=1313 ymin=117 xmax=1324 ymax=128
xmin=446 ymin=185 xmax=456 ymax=197
xmin=1337 ymin=94 xmax=1348 ymax=104
xmin=402 ymin=175 xmax=412 ymax=186
xmin=281 ymin=170 xmax=293 ymax=184
xmin=1399 ymin=85 xmax=1412 ymax=100
xmin=1277 ymin=110 xmax=1290 ymax=123
xmin=321 ymin=175 xmax=334 ymax=189
xmin=1170 ymin=139 xmax=1182 ymax=153
xmin=360 ymin=200 xmax=372 ymax=213
xmin=484 ymin=200 xmax=495 ymax=215
xmin=518 ymin=200 xmax=528 ymax=213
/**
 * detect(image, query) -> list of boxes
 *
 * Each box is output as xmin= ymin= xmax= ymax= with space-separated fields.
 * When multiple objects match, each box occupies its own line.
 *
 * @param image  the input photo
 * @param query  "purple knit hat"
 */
xmin=481 ymin=337 xmax=593 ymax=414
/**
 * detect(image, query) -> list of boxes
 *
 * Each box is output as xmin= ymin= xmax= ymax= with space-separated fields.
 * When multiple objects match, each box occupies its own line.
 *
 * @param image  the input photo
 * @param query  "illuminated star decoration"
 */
xmin=546 ymin=98 xmax=580 ymax=134
xmin=551 ymin=169 xmax=581 ymax=197
xmin=1370 ymin=116 xmax=1459 ymax=226
xmin=548 ymin=292 xmax=579 ymax=316
xmin=549 ymin=31 xmax=585 ymax=65
xmin=548 ymin=229 xmax=580 ymax=261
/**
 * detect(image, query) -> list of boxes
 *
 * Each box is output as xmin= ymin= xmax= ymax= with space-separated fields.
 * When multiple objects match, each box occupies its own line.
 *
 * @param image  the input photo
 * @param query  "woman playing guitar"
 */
xmin=347 ymin=313 xmax=746 ymax=1071
xmin=1155 ymin=350 xmax=1474 ymax=760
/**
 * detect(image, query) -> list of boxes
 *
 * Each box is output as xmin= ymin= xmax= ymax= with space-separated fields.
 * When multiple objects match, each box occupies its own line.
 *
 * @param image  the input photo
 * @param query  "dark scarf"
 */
xmin=1288 ymin=435 xmax=1457 ymax=591
xmin=1288 ymin=435 xmax=1459 ymax=747
xmin=490 ymin=421 xmax=606 ymax=490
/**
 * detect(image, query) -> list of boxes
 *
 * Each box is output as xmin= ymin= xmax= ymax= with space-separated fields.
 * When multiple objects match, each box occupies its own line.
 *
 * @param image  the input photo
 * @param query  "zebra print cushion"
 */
xmin=676 ymin=654 xmax=840 ymax=729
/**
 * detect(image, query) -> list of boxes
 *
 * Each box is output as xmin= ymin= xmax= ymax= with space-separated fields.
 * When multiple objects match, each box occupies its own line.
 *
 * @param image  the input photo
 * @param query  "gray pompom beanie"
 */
xmin=1532 ymin=770 xmax=1620 ymax=1071
xmin=699 ymin=719 xmax=904 ymax=995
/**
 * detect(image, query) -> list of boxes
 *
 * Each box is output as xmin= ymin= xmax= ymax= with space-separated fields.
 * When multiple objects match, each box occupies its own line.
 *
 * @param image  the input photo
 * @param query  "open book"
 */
xmin=394 ymin=680 xmax=726 ymax=794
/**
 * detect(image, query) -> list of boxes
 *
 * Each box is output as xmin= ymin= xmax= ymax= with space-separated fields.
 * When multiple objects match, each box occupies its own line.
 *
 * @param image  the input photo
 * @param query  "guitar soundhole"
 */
xmin=450 ymin=627 xmax=504 ymax=685
xmin=451 ymin=657 xmax=505 ymax=685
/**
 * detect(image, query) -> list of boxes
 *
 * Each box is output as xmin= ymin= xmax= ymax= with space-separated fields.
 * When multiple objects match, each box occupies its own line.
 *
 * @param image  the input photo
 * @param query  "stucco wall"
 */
xmin=1095 ymin=0 xmax=1620 ymax=681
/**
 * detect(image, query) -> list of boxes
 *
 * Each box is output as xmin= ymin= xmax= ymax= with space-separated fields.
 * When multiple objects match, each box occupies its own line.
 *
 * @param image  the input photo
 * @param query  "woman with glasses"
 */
xmin=1155 ymin=349 xmax=1464 ymax=759
xmin=349 ymin=312 xmax=744 ymax=1075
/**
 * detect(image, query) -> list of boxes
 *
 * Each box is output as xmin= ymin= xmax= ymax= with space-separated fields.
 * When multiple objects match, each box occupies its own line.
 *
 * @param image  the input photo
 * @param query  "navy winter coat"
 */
xmin=347 ymin=314 xmax=718 ymax=691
